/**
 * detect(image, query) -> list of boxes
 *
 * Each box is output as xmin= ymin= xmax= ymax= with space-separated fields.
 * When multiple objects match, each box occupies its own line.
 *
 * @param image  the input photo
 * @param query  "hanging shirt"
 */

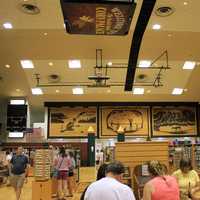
xmin=84 ymin=177 xmax=136 ymax=200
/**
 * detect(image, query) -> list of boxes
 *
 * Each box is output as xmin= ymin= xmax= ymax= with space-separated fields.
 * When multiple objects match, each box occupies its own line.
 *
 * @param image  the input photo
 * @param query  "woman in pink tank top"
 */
xmin=54 ymin=147 xmax=72 ymax=200
xmin=143 ymin=160 xmax=180 ymax=200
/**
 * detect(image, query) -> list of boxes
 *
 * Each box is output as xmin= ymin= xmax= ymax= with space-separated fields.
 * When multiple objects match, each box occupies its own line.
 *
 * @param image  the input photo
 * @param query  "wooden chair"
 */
xmin=133 ymin=164 xmax=168 ymax=200
xmin=133 ymin=165 xmax=151 ymax=200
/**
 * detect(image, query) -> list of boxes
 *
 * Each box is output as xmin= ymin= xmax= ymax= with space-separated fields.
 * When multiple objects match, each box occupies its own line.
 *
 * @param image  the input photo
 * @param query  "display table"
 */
xmin=32 ymin=180 xmax=52 ymax=200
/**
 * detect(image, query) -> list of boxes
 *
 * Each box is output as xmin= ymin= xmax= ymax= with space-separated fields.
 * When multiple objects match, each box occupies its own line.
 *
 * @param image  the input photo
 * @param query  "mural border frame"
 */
xmin=99 ymin=106 xmax=150 ymax=138
xmin=47 ymin=106 xmax=99 ymax=139
xmin=151 ymin=105 xmax=199 ymax=138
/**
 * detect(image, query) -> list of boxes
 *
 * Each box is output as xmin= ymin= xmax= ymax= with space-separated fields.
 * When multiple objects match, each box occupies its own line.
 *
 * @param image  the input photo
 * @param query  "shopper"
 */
xmin=67 ymin=151 xmax=76 ymax=197
xmin=80 ymin=163 xmax=108 ymax=200
xmin=99 ymin=150 xmax=104 ymax=165
xmin=55 ymin=147 xmax=71 ymax=200
xmin=95 ymin=150 xmax=100 ymax=166
xmin=6 ymin=150 xmax=12 ymax=164
xmin=143 ymin=160 xmax=180 ymax=200
xmin=10 ymin=146 xmax=29 ymax=200
xmin=84 ymin=161 xmax=136 ymax=200
xmin=5 ymin=150 xmax=12 ymax=185
xmin=173 ymin=158 xmax=200 ymax=200
xmin=96 ymin=163 xmax=108 ymax=180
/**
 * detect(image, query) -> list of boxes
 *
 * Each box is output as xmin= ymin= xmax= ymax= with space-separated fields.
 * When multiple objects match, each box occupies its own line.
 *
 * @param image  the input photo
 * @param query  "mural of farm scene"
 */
xmin=100 ymin=107 xmax=149 ymax=137
xmin=152 ymin=107 xmax=197 ymax=136
xmin=49 ymin=107 xmax=97 ymax=137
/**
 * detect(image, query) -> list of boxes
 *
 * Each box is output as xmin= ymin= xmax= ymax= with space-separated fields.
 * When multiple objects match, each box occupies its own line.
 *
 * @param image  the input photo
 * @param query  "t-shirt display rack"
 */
xmin=34 ymin=149 xmax=51 ymax=181
xmin=169 ymin=140 xmax=200 ymax=173
xmin=31 ymin=149 xmax=52 ymax=200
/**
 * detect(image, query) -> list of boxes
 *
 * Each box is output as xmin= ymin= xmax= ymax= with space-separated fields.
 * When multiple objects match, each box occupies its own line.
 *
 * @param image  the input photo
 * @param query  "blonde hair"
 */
xmin=148 ymin=160 xmax=165 ymax=177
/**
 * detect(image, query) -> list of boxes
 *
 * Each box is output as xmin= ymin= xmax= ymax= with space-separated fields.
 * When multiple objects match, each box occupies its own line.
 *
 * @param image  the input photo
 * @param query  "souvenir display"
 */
xmin=34 ymin=149 xmax=51 ymax=181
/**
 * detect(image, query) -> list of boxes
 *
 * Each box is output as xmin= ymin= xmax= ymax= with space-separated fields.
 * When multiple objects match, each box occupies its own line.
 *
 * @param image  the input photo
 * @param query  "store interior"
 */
xmin=1 ymin=0 xmax=200 ymax=200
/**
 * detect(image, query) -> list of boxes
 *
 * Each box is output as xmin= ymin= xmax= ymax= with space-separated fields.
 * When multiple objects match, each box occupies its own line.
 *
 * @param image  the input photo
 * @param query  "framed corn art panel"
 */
xmin=151 ymin=106 xmax=198 ymax=137
xmin=100 ymin=106 xmax=149 ymax=138
xmin=48 ymin=106 xmax=97 ymax=138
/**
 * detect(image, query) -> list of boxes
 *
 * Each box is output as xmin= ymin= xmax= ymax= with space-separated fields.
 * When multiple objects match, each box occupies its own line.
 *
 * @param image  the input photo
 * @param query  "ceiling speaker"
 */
xmin=48 ymin=74 xmax=61 ymax=83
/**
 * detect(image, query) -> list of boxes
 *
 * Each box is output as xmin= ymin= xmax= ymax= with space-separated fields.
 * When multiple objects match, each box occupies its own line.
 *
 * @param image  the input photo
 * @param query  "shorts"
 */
xmin=57 ymin=171 xmax=68 ymax=180
xmin=51 ymin=168 xmax=58 ymax=178
xmin=10 ymin=173 xmax=25 ymax=188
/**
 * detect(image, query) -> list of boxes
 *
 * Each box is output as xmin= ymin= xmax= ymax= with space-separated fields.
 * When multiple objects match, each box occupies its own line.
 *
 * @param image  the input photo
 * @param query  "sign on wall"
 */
xmin=100 ymin=107 xmax=149 ymax=137
xmin=48 ymin=107 xmax=97 ymax=138
xmin=152 ymin=106 xmax=197 ymax=137
xmin=60 ymin=0 xmax=136 ymax=35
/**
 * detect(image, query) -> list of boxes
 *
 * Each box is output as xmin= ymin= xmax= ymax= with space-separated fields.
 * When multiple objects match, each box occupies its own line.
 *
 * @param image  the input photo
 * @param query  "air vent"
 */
xmin=155 ymin=6 xmax=174 ymax=17
xmin=48 ymin=74 xmax=60 ymax=83
xmin=136 ymin=74 xmax=148 ymax=82
xmin=19 ymin=3 xmax=40 ymax=15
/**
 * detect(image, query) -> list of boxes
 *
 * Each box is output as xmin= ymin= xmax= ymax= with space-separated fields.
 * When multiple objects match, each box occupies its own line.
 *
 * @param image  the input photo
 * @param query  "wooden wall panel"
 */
xmin=115 ymin=141 xmax=169 ymax=171
xmin=116 ymin=151 xmax=167 ymax=157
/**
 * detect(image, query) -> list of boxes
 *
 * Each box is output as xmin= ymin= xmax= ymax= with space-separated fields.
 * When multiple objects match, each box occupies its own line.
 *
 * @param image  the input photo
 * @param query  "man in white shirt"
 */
xmin=84 ymin=161 xmax=136 ymax=200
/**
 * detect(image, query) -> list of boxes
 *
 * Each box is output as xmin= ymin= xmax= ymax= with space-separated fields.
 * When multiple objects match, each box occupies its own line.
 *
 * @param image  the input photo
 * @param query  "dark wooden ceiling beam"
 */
xmin=125 ymin=0 xmax=157 ymax=91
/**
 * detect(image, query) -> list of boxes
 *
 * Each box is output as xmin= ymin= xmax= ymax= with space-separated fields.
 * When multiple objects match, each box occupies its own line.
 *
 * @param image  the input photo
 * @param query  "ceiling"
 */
xmin=0 ymin=0 xmax=200 ymax=108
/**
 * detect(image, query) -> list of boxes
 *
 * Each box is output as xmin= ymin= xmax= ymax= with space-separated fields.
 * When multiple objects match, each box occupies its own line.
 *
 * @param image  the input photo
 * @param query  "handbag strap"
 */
xmin=57 ymin=158 xmax=64 ymax=170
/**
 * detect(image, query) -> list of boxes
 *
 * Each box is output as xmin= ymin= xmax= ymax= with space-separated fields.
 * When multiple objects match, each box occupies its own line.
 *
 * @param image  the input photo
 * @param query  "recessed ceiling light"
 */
xmin=5 ymin=64 xmax=11 ymax=68
xmin=20 ymin=60 xmax=34 ymax=69
xmin=16 ymin=89 xmax=20 ymax=92
xmin=183 ymin=2 xmax=188 ymax=5
xmin=72 ymin=87 xmax=84 ymax=95
xmin=172 ymin=88 xmax=183 ymax=95
xmin=133 ymin=88 xmax=144 ymax=95
xmin=183 ymin=61 xmax=196 ymax=70
xmin=31 ymin=88 xmax=43 ymax=95
xmin=107 ymin=62 xmax=112 ymax=66
xmin=56 ymin=89 xmax=60 ymax=93
xmin=3 ymin=22 xmax=13 ymax=29
xmin=68 ymin=60 xmax=81 ymax=69
xmin=44 ymin=32 xmax=48 ymax=36
xmin=152 ymin=24 xmax=161 ymax=30
xmin=139 ymin=60 xmax=151 ymax=68
xmin=48 ymin=62 xmax=53 ymax=66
